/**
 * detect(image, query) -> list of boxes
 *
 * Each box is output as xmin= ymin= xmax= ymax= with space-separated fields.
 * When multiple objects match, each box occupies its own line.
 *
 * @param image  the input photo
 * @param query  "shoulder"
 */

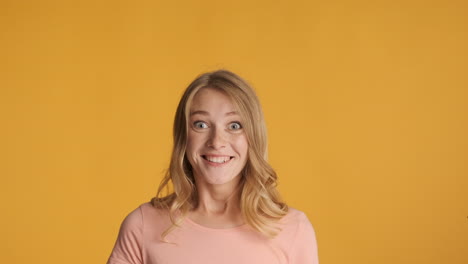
xmin=108 ymin=204 xmax=153 ymax=264
xmin=280 ymin=207 xmax=319 ymax=263
xmin=138 ymin=202 xmax=167 ymax=221
xmin=118 ymin=202 xmax=170 ymax=233
xmin=272 ymin=207 xmax=315 ymax=242
xmin=281 ymin=206 xmax=314 ymax=228
xmin=285 ymin=206 xmax=317 ymax=239
xmin=118 ymin=205 xmax=143 ymax=233
xmin=285 ymin=207 xmax=307 ymax=219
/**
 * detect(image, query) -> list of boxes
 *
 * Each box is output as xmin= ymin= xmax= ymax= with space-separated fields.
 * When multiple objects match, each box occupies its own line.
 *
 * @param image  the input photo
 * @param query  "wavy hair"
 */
xmin=152 ymin=70 xmax=288 ymax=240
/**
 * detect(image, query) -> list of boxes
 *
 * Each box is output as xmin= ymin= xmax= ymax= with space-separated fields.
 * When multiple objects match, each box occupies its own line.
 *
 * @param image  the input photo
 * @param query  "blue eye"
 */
xmin=194 ymin=121 xmax=208 ymax=129
xmin=229 ymin=122 xmax=242 ymax=130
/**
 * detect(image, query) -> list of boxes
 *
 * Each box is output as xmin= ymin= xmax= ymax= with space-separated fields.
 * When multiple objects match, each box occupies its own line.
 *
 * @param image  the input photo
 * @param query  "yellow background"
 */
xmin=1 ymin=0 xmax=467 ymax=263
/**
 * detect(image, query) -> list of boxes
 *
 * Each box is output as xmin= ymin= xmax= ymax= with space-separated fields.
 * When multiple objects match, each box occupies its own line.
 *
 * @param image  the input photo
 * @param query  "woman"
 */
xmin=107 ymin=70 xmax=319 ymax=264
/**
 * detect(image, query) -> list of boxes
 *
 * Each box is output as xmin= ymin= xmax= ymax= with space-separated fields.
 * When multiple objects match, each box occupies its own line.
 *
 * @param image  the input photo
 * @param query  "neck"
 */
xmin=188 ymin=181 xmax=245 ymax=228
xmin=195 ymin=180 xmax=242 ymax=215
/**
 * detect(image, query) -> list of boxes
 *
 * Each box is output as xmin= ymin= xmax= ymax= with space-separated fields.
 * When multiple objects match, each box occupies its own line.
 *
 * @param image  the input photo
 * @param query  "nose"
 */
xmin=207 ymin=126 xmax=226 ymax=149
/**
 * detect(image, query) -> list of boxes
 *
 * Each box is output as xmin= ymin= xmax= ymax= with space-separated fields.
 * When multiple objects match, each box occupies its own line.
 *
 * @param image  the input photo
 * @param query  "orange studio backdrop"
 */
xmin=1 ymin=0 xmax=467 ymax=263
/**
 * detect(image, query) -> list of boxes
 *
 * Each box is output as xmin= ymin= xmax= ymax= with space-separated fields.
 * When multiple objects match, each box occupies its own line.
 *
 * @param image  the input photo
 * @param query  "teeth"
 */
xmin=205 ymin=156 xmax=231 ymax=163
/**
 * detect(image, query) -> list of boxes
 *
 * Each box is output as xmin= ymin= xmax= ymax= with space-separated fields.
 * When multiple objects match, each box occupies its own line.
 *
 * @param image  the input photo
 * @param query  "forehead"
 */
xmin=189 ymin=88 xmax=238 ymax=113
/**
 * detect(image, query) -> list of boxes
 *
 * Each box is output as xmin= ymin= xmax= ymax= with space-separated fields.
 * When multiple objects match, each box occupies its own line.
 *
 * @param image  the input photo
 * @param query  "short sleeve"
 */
xmin=107 ymin=207 xmax=144 ymax=264
xmin=289 ymin=212 xmax=319 ymax=264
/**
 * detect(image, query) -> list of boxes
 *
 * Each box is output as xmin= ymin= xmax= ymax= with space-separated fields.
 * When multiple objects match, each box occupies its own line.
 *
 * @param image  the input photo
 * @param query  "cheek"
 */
xmin=234 ymin=134 xmax=249 ymax=156
xmin=187 ymin=131 xmax=206 ymax=155
xmin=186 ymin=133 xmax=198 ymax=159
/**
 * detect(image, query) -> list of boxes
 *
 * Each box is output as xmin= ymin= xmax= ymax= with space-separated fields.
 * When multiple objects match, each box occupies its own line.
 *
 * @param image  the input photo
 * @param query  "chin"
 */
xmin=200 ymin=173 xmax=241 ymax=186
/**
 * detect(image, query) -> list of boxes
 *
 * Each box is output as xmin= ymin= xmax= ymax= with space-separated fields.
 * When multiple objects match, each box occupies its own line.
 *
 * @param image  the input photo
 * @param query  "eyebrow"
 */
xmin=190 ymin=110 xmax=239 ymax=116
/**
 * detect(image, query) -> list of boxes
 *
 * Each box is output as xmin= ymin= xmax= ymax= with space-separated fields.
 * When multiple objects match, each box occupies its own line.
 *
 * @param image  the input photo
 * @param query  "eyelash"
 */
xmin=192 ymin=121 xmax=243 ymax=130
xmin=228 ymin=122 xmax=242 ymax=130
xmin=193 ymin=121 xmax=208 ymax=129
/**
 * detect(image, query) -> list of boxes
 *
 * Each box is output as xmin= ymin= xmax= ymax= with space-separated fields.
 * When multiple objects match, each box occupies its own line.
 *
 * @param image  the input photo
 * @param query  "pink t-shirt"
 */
xmin=107 ymin=202 xmax=319 ymax=264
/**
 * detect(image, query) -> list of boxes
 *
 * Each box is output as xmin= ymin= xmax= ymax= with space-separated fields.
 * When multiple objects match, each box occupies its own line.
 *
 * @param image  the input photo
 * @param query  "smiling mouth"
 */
xmin=202 ymin=155 xmax=234 ymax=164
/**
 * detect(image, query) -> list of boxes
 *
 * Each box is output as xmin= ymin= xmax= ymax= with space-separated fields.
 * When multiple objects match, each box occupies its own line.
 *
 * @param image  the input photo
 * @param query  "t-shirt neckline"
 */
xmin=184 ymin=216 xmax=248 ymax=232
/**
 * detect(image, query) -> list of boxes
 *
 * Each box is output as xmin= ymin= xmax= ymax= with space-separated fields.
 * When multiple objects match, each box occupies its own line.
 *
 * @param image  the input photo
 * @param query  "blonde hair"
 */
xmin=152 ymin=70 xmax=288 ymax=239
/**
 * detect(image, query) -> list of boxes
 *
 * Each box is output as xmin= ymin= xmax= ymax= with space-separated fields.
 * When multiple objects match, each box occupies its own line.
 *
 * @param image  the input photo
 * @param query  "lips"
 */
xmin=201 ymin=155 xmax=234 ymax=164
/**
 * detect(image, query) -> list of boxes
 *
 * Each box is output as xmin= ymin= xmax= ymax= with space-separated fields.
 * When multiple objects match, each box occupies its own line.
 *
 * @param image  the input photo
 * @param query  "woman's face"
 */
xmin=186 ymin=88 xmax=249 ymax=187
